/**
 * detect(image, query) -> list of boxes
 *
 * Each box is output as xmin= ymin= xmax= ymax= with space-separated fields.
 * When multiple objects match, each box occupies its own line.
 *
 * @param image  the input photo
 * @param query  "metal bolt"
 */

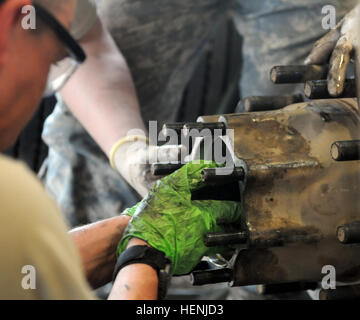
xmin=204 ymin=232 xmax=248 ymax=247
xmin=201 ymin=167 xmax=245 ymax=184
xmin=191 ymin=268 xmax=233 ymax=286
xmin=270 ymin=65 xmax=329 ymax=84
xmin=151 ymin=163 xmax=183 ymax=176
xmin=305 ymin=79 xmax=356 ymax=99
xmin=337 ymin=221 xmax=360 ymax=244
xmin=331 ymin=140 xmax=360 ymax=162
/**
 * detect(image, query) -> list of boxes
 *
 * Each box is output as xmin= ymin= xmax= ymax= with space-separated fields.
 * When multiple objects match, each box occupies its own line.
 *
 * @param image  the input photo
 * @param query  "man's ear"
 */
xmin=0 ymin=0 xmax=32 ymax=66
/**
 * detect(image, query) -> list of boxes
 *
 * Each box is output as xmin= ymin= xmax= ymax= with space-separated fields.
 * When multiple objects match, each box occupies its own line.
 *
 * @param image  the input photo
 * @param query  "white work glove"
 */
xmin=305 ymin=4 xmax=360 ymax=97
xmin=110 ymin=135 xmax=184 ymax=197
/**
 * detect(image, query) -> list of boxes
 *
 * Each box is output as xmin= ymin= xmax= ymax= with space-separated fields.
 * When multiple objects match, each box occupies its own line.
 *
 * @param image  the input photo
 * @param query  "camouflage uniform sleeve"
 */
xmin=70 ymin=0 xmax=98 ymax=40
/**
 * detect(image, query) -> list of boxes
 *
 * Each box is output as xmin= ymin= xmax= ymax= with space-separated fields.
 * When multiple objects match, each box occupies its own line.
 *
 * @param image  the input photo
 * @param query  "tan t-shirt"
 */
xmin=0 ymin=155 xmax=94 ymax=300
xmin=70 ymin=0 xmax=98 ymax=40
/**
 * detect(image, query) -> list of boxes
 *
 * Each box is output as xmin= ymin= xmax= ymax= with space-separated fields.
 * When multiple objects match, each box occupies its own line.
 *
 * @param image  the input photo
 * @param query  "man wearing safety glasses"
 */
xmin=0 ymin=0 xmax=243 ymax=300
xmin=0 ymin=0 xmax=125 ymax=299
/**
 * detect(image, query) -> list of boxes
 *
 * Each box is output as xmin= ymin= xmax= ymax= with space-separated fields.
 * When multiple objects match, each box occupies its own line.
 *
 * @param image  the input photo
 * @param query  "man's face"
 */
xmin=0 ymin=0 xmax=76 ymax=150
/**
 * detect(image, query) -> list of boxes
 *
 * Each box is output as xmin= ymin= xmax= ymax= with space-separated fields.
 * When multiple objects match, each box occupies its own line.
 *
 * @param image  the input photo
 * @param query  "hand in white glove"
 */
xmin=305 ymin=4 xmax=360 ymax=97
xmin=110 ymin=136 xmax=184 ymax=197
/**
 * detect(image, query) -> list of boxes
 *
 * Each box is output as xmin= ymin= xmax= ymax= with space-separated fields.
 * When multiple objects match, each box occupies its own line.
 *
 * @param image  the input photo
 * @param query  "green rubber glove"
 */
xmin=121 ymin=203 xmax=140 ymax=217
xmin=117 ymin=161 xmax=243 ymax=275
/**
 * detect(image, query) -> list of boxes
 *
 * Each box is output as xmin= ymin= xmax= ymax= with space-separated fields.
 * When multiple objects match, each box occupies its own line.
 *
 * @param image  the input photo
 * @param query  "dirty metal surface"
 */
xmin=197 ymin=99 xmax=360 ymax=286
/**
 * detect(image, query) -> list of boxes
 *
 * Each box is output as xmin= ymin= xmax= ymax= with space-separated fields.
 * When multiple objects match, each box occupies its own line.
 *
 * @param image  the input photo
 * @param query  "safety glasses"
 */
xmin=33 ymin=4 xmax=87 ymax=97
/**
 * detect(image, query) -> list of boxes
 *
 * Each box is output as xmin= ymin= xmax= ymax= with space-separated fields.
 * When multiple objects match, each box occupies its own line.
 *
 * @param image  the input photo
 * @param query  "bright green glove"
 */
xmin=121 ymin=203 xmax=140 ymax=217
xmin=117 ymin=161 xmax=242 ymax=275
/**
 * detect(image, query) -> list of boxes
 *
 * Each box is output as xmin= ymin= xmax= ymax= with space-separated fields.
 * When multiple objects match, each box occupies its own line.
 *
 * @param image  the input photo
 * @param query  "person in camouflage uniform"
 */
xmin=41 ymin=0 xmax=357 ymax=227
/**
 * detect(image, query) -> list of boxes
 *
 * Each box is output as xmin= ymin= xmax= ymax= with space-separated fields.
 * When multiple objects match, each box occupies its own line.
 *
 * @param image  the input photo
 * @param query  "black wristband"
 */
xmin=113 ymin=245 xmax=172 ymax=299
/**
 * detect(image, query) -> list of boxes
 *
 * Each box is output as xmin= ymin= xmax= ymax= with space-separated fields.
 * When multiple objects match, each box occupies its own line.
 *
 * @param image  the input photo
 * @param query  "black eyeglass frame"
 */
xmin=33 ymin=3 xmax=86 ymax=63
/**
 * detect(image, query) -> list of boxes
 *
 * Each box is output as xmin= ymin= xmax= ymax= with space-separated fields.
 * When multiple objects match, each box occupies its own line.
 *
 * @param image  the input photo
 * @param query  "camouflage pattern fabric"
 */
xmin=234 ymin=0 xmax=356 ymax=97
xmin=41 ymin=0 xmax=356 ymax=227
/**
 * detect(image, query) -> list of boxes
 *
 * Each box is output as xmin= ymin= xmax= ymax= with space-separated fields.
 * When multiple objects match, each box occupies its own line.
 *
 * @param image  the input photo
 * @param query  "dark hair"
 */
xmin=0 ymin=0 xmax=6 ymax=4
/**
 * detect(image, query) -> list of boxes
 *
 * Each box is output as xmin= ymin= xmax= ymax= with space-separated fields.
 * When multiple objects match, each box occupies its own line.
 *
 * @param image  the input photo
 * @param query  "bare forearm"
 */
xmin=108 ymin=238 xmax=159 ymax=300
xmin=69 ymin=215 xmax=131 ymax=289
xmin=61 ymin=18 xmax=146 ymax=157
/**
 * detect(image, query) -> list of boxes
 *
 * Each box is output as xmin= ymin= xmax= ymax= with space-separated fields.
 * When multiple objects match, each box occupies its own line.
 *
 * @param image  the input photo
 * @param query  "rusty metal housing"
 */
xmin=195 ymin=98 xmax=360 ymax=286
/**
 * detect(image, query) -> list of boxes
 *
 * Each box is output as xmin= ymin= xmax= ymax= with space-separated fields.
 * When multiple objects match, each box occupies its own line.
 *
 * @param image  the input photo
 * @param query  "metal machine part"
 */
xmin=151 ymin=163 xmax=184 ymax=176
xmin=204 ymin=232 xmax=248 ymax=247
xmin=337 ymin=221 xmax=360 ymax=244
xmin=220 ymin=98 xmax=360 ymax=287
xmin=160 ymin=97 xmax=360 ymax=289
xmin=191 ymin=268 xmax=234 ymax=286
xmin=165 ymin=99 xmax=360 ymax=290
xmin=236 ymin=94 xmax=304 ymax=113
xmin=156 ymin=57 xmax=360 ymax=297
xmin=331 ymin=140 xmax=360 ymax=162
xmin=270 ymin=65 xmax=329 ymax=84
xmin=305 ymin=79 xmax=357 ymax=99
xmin=201 ymin=167 xmax=245 ymax=185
